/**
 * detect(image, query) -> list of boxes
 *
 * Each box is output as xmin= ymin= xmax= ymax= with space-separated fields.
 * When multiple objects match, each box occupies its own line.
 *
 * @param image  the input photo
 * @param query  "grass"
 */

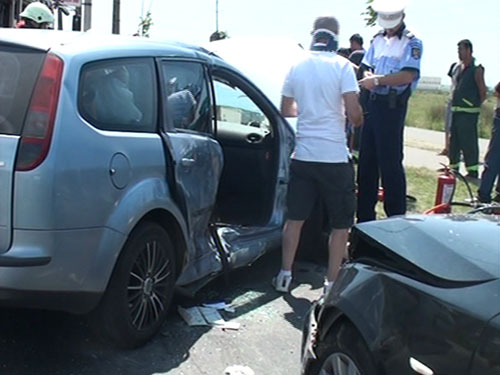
xmin=406 ymin=90 xmax=495 ymax=138
xmin=374 ymin=166 xmax=478 ymax=218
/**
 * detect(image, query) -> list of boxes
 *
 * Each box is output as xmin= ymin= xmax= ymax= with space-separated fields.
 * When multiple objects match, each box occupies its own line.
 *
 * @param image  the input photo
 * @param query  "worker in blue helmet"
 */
xmin=356 ymin=0 xmax=423 ymax=222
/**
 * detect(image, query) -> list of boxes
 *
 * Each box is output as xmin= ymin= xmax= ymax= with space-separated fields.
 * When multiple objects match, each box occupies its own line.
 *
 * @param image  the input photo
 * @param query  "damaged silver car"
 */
xmin=0 ymin=30 xmax=294 ymax=347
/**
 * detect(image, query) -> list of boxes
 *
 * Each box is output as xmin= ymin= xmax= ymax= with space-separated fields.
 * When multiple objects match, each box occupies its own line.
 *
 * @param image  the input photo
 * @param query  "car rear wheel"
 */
xmin=309 ymin=322 xmax=377 ymax=375
xmin=92 ymin=222 xmax=176 ymax=348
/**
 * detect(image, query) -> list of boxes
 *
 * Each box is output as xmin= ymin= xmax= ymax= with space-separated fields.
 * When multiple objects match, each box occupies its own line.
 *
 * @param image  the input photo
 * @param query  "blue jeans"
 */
xmin=478 ymin=113 xmax=500 ymax=201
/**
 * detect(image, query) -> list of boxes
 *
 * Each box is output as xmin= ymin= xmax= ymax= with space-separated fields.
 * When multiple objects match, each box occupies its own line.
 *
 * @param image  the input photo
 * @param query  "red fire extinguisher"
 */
xmin=425 ymin=165 xmax=456 ymax=214
xmin=377 ymin=187 xmax=385 ymax=202
xmin=435 ymin=166 xmax=456 ymax=206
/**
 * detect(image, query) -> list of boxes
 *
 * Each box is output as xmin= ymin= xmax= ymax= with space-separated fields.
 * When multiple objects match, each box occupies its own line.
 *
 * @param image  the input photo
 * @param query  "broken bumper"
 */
xmin=301 ymin=301 xmax=320 ymax=374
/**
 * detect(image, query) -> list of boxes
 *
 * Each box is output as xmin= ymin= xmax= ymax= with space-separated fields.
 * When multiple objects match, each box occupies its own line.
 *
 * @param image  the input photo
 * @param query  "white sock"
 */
xmin=279 ymin=269 xmax=292 ymax=277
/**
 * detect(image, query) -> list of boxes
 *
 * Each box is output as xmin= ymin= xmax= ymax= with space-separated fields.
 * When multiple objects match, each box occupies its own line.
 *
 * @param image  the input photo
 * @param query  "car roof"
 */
xmin=0 ymin=29 xmax=223 ymax=64
xmin=356 ymin=214 xmax=500 ymax=281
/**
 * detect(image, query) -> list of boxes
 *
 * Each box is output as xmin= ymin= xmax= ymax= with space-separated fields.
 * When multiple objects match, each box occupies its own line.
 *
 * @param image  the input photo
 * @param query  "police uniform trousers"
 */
xmin=449 ymin=112 xmax=480 ymax=173
xmin=357 ymin=97 xmax=407 ymax=222
xmin=478 ymin=111 xmax=500 ymax=201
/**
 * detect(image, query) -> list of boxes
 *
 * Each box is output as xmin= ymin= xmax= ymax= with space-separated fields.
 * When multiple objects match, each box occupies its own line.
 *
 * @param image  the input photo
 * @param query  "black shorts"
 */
xmin=286 ymin=159 xmax=356 ymax=229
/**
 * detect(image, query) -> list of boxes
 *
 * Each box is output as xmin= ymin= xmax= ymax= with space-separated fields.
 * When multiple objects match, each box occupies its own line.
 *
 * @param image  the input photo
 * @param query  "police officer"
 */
xmin=356 ymin=0 xmax=422 ymax=222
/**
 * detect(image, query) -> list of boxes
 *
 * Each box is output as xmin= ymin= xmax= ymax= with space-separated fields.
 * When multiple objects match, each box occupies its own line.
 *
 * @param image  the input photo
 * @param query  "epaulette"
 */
xmin=403 ymin=29 xmax=415 ymax=39
xmin=371 ymin=29 xmax=384 ymax=43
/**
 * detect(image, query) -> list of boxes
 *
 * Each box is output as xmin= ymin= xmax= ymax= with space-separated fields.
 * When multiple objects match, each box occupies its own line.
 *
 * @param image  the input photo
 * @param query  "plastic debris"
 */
xmin=198 ymin=306 xmax=226 ymax=326
xmin=177 ymin=305 xmax=240 ymax=330
xmin=177 ymin=306 xmax=207 ymax=326
xmin=202 ymin=301 xmax=236 ymax=313
xmin=224 ymin=365 xmax=255 ymax=375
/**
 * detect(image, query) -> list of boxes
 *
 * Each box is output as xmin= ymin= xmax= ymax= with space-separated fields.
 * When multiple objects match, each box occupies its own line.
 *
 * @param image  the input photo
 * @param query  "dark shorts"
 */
xmin=286 ymin=159 xmax=356 ymax=229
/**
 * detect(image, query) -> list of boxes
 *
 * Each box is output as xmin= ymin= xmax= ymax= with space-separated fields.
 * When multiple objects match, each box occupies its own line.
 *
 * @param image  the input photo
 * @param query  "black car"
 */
xmin=301 ymin=214 xmax=500 ymax=375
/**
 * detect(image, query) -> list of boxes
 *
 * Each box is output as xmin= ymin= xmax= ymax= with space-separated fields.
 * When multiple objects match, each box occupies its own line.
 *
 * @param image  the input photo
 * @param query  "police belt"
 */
xmin=368 ymin=89 xmax=410 ymax=108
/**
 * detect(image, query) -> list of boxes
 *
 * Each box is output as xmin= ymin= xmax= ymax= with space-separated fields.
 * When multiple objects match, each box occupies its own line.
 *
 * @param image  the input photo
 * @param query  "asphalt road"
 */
xmin=0 ymin=250 xmax=325 ymax=375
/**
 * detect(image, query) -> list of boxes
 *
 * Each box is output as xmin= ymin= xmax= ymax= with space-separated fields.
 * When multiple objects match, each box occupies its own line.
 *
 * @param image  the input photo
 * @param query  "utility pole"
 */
xmin=112 ymin=0 xmax=120 ymax=34
xmin=57 ymin=7 xmax=63 ymax=30
xmin=215 ymin=0 xmax=218 ymax=31
xmin=82 ymin=0 xmax=91 ymax=31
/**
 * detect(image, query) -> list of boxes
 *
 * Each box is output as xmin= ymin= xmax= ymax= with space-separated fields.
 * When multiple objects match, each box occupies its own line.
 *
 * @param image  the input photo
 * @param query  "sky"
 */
xmin=87 ymin=0 xmax=500 ymax=88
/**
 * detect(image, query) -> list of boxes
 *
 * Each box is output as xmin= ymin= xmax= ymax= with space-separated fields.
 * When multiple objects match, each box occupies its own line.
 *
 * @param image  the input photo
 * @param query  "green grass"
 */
xmin=374 ymin=166 xmax=478 ymax=218
xmin=406 ymin=90 xmax=495 ymax=138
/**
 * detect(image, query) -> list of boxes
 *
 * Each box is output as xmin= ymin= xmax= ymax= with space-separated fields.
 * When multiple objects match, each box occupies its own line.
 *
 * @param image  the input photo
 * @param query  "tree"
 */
xmin=137 ymin=11 xmax=153 ymax=37
xmin=363 ymin=0 xmax=377 ymax=27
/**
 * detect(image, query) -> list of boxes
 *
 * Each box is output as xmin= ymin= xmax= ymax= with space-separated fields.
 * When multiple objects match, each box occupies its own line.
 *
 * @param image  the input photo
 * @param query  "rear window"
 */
xmin=78 ymin=58 xmax=157 ymax=133
xmin=0 ymin=45 xmax=45 ymax=135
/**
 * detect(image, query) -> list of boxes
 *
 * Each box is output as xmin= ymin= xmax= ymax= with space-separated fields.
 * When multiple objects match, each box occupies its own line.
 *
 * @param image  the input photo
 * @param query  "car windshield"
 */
xmin=0 ymin=45 xmax=45 ymax=135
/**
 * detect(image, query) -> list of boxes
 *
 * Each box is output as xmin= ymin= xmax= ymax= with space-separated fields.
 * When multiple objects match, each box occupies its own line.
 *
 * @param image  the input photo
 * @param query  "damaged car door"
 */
xmin=159 ymin=59 xmax=224 ymax=285
xmin=159 ymin=58 xmax=295 ymax=288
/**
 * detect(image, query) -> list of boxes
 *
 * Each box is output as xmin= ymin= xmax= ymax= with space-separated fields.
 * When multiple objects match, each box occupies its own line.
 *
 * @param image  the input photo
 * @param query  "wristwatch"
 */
xmin=374 ymin=77 xmax=380 ymax=86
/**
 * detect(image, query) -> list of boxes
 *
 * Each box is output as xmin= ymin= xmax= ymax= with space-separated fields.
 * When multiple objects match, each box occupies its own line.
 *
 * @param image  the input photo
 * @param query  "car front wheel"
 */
xmin=92 ymin=222 xmax=176 ymax=348
xmin=309 ymin=322 xmax=377 ymax=375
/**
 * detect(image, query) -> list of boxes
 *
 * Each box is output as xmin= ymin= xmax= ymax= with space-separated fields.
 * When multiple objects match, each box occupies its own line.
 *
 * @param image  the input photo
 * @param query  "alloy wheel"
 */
xmin=127 ymin=239 xmax=173 ymax=331
xmin=319 ymin=352 xmax=361 ymax=375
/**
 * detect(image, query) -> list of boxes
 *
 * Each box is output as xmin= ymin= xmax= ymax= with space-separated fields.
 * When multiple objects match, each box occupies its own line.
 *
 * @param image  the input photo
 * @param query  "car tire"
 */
xmin=92 ymin=222 xmax=176 ymax=348
xmin=308 ymin=321 xmax=377 ymax=375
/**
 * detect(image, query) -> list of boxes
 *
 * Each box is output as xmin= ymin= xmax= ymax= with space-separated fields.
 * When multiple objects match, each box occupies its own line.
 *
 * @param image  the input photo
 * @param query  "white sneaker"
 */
xmin=272 ymin=273 xmax=292 ymax=293
xmin=323 ymin=280 xmax=334 ymax=296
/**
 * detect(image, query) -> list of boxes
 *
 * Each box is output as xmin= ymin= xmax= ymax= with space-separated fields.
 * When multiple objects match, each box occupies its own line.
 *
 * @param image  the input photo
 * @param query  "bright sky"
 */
xmin=89 ymin=0 xmax=500 ymax=87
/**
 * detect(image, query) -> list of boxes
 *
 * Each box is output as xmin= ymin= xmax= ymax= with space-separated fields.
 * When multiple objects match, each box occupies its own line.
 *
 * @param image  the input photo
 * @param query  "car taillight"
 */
xmin=16 ymin=53 xmax=63 ymax=171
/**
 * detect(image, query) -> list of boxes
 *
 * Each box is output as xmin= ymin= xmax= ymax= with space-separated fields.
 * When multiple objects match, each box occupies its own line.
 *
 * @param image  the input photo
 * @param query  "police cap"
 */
xmin=371 ymin=0 xmax=407 ymax=29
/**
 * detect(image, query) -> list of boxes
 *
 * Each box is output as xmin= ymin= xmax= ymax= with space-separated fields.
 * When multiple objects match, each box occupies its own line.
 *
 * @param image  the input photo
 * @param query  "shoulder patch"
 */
xmin=411 ymin=46 xmax=421 ymax=60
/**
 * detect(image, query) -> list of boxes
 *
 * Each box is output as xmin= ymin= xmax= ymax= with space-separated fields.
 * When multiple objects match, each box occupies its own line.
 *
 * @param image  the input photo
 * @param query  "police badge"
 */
xmin=411 ymin=47 xmax=421 ymax=60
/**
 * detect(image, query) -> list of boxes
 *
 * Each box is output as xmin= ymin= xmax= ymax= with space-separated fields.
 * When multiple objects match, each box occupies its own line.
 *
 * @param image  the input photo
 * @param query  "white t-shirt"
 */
xmin=282 ymin=51 xmax=359 ymax=163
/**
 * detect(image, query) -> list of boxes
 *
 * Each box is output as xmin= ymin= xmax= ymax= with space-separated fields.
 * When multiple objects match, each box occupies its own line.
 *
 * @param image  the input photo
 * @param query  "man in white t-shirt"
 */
xmin=273 ymin=16 xmax=363 ymax=293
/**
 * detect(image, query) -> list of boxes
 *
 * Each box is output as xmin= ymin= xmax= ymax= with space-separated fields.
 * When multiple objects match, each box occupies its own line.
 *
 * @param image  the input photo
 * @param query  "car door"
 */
xmin=158 ymin=59 xmax=224 ymax=285
xmin=209 ymin=66 xmax=295 ymax=269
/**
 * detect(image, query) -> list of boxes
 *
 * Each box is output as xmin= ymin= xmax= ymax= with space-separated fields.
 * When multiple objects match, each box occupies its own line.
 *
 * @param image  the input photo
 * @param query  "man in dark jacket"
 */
xmin=448 ymin=39 xmax=487 ymax=179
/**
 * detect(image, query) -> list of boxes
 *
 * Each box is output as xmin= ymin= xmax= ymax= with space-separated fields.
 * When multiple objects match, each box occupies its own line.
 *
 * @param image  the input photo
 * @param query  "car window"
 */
xmin=213 ymin=78 xmax=271 ymax=132
xmin=79 ymin=58 xmax=157 ymax=132
xmin=160 ymin=61 xmax=211 ymax=133
xmin=0 ymin=46 xmax=45 ymax=135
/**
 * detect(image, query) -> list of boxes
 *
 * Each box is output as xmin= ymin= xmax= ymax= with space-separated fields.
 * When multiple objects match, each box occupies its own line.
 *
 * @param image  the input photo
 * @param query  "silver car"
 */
xmin=0 ymin=29 xmax=294 ymax=347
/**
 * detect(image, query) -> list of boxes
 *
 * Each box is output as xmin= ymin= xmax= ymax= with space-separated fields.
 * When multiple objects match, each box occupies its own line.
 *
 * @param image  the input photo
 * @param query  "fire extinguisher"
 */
xmin=377 ymin=187 xmax=385 ymax=202
xmin=433 ymin=165 xmax=456 ymax=212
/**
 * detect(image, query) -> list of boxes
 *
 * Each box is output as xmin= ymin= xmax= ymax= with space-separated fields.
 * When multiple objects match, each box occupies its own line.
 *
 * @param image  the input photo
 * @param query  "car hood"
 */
xmin=354 ymin=214 xmax=500 ymax=283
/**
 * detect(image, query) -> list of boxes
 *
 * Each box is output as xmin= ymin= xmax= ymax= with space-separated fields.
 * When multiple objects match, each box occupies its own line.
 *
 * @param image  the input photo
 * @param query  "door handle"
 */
xmin=181 ymin=158 xmax=195 ymax=167
xmin=246 ymin=133 xmax=263 ymax=144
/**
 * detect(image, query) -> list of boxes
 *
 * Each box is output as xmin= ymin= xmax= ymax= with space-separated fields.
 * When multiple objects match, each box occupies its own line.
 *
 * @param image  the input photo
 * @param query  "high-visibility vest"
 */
xmin=451 ymin=60 xmax=481 ymax=113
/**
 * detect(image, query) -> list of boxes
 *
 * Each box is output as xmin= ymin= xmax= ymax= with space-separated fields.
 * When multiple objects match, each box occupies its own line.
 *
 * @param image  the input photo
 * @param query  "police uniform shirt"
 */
xmin=362 ymin=25 xmax=423 ymax=95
